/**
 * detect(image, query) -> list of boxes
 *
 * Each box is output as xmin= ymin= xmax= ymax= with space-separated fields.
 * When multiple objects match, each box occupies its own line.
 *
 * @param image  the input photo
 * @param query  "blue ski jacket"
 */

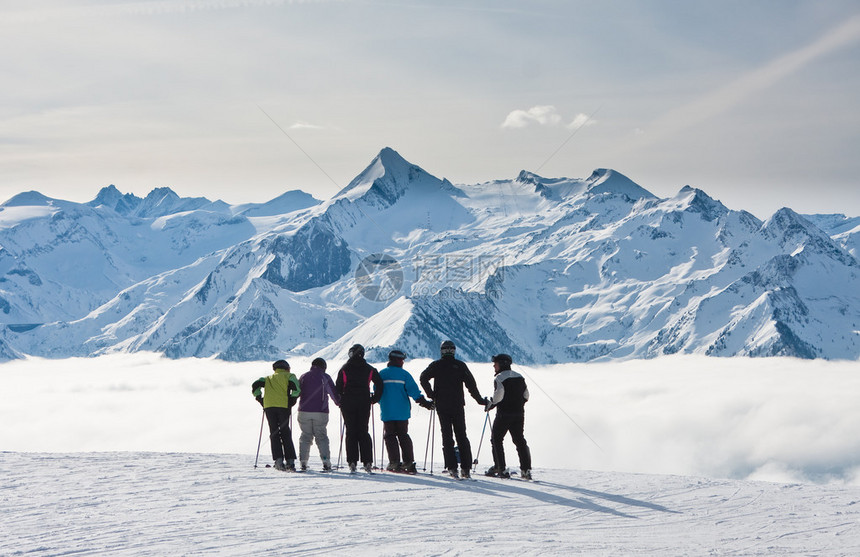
xmin=378 ymin=365 xmax=424 ymax=422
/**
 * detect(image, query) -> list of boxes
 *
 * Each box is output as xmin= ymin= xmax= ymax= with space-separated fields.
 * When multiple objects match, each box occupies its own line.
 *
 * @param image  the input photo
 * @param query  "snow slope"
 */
xmin=3 ymin=452 xmax=859 ymax=556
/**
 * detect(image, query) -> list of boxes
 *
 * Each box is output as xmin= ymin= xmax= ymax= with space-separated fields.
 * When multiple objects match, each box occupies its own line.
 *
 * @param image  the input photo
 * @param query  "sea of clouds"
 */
xmin=2 ymin=353 xmax=858 ymax=485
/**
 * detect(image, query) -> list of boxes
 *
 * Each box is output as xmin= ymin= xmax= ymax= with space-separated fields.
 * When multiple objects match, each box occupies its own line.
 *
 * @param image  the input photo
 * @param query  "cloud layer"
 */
xmin=2 ymin=353 xmax=857 ymax=485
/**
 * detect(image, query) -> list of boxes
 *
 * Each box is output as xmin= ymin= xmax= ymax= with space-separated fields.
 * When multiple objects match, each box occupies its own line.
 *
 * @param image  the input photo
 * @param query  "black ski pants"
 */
xmin=491 ymin=412 xmax=531 ymax=471
xmin=264 ymin=406 xmax=297 ymax=463
xmin=342 ymin=405 xmax=373 ymax=465
xmin=383 ymin=420 xmax=414 ymax=465
xmin=437 ymin=411 xmax=472 ymax=471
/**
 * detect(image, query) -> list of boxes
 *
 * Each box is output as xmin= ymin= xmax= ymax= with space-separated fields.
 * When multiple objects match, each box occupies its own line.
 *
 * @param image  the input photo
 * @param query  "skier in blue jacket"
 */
xmin=378 ymin=349 xmax=434 ymax=474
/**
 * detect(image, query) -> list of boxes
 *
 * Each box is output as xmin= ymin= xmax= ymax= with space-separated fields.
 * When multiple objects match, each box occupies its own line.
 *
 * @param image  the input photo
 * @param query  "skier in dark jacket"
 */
xmin=251 ymin=359 xmax=301 ymax=471
xmin=297 ymin=357 xmax=341 ymax=472
xmin=378 ymin=349 xmax=434 ymax=474
xmin=419 ymin=340 xmax=487 ymax=479
xmin=335 ymin=344 xmax=384 ymax=473
xmin=484 ymin=353 xmax=532 ymax=480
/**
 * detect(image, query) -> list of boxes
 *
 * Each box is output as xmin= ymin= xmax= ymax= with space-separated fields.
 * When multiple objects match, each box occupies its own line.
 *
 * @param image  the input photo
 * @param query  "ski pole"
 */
xmin=337 ymin=410 xmax=345 ymax=470
xmin=472 ymin=411 xmax=490 ymax=472
xmin=254 ymin=408 xmax=265 ymax=469
xmin=379 ymin=416 xmax=386 ymax=469
xmin=423 ymin=408 xmax=434 ymax=471
xmin=371 ymin=404 xmax=377 ymax=469
xmin=429 ymin=409 xmax=436 ymax=475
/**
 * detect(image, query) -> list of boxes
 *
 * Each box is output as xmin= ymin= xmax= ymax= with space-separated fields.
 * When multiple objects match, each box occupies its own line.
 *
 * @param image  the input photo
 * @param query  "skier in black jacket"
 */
xmin=419 ymin=340 xmax=486 ymax=479
xmin=336 ymin=344 xmax=384 ymax=473
xmin=484 ymin=353 xmax=532 ymax=480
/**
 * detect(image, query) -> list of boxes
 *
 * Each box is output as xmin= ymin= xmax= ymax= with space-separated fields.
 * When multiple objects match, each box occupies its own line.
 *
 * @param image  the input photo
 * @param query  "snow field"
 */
xmin=2 ymin=452 xmax=858 ymax=556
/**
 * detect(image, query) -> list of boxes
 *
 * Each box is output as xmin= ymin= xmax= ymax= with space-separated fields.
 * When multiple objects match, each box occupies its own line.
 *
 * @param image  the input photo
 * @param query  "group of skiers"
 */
xmin=251 ymin=340 xmax=532 ymax=480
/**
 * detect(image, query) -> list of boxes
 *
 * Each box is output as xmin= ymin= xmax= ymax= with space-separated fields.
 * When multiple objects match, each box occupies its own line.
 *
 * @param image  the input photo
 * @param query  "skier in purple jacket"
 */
xmin=297 ymin=358 xmax=341 ymax=472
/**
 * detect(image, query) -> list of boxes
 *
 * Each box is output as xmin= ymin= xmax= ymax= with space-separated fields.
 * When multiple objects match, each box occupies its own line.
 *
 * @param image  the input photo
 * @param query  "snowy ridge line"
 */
xmin=1 ymin=146 xmax=859 ymax=364
xmin=3 ymin=451 xmax=859 ymax=556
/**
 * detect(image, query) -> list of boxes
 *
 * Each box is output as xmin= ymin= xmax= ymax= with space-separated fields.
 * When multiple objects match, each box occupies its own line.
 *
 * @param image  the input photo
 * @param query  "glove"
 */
xmin=483 ymin=398 xmax=493 ymax=412
xmin=417 ymin=397 xmax=434 ymax=410
xmin=256 ymin=396 xmax=264 ymax=407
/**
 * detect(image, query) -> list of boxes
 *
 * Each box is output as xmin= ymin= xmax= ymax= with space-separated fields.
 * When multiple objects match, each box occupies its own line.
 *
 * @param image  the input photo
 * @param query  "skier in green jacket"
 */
xmin=252 ymin=360 xmax=301 ymax=471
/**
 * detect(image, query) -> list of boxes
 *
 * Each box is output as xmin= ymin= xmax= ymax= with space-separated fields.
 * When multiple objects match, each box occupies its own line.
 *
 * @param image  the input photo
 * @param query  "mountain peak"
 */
xmin=88 ymin=185 xmax=143 ymax=215
xmin=2 ymin=191 xmax=55 ymax=207
xmin=334 ymin=148 xmax=465 ymax=207
xmin=376 ymin=146 xmax=409 ymax=168
xmin=763 ymin=208 xmax=856 ymax=265
xmin=675 ymin=186 xmax=729 ymax=222
xmin=235 ymin=190 xmax=321 ymax=217
xmin=516 ymin=170 xmax=544 ymax=186
xmin=763 ymin=207 xmax=811 ymax=234
xmin=585 ymin=169 xmax=656 ymax=200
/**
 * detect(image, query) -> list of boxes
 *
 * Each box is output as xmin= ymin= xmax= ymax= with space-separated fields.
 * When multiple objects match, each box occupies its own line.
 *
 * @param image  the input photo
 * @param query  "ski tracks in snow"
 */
xmin=2 ymin=452 xmax=859 ymax=556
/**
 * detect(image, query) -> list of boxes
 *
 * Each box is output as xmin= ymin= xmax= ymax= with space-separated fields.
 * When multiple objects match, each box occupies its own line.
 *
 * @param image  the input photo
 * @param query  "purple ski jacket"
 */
xmin=298 ymin=365 xmax=341 ymax=413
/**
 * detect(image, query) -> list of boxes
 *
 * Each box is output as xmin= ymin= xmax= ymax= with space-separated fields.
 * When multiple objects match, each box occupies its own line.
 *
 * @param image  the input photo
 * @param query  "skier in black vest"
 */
xmin=419 ymin=340 xmax=487 ymax=479
xmin=336 ymin=344 xmax=384 ymax=473
xmin=484 ymin=353 xmax=532 ymax=480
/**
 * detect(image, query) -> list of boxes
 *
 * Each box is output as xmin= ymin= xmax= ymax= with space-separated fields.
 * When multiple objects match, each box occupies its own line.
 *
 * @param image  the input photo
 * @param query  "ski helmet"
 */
xmin=440 ymin=340 xmax=456 ymax=356
xmin=311 ymin=357 xmax=327 ymax=370
xmin=273 ymin=359 xmax=290 ymax=371
xmin=491 ymin=353 xmax=513 ymax=368
xmin=348 ymin=344 xmax=365 ymax=359
xmin=388 ymin=349 xmax=406 ymax=362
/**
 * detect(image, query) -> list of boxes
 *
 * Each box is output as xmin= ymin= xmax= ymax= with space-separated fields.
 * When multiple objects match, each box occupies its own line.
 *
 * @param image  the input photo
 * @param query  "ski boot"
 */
xmin=485 ymin=466 xmax=510 ymax=479
xmin=447 ymin=467 xmax=460 ymax=479
xmin=520 ymin=468 xmax=532 ymax=480
xmin=274 ymin=459 xmax=287 ymax=471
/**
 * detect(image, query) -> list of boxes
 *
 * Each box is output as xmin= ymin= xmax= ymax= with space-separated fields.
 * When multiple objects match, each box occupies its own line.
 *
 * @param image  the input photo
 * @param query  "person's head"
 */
xmin=348 ymin=344 xmax=365 ymax=360
xmin=273 ymin=359 xmax=290 ymax=372
xmin=311 ymin=357 xmax=327 ymax=370
xmin=388 ymin=349 xmax=406 ymax=367
xmin=440 ymin=340 xmax=456 ymax=357
xmin=491 ymin=353 xmax=512 ymax=373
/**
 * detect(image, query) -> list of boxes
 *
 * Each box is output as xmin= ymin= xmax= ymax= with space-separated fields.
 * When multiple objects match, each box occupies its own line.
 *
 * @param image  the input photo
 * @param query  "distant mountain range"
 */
xmin=1 ymin=147 xmax=858 ymax=363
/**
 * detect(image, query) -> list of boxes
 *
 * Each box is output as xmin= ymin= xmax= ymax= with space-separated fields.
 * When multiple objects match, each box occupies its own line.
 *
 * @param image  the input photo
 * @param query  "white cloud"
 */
xmin=501 ymin=105 xmax=563 ymax=129
xmin=2 ymin=354 xmax=859 ymax=485
xmin=566 ymin=112 xmax=597 ymax=130
xmin=502 ymin=107 xmax=598 ymax=131
xmin=290 ymin=120 xmax=326 ymax=131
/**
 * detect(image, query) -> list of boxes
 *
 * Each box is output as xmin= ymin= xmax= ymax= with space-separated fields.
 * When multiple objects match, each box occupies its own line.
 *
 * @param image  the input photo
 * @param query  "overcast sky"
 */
xmin=2 ymin=0 xmax=859 ymax=219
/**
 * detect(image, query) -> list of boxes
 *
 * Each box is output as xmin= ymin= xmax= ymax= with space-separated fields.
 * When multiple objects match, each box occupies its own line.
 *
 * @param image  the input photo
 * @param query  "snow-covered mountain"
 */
xmin=1 ymin=147 xmax=858 ymax=363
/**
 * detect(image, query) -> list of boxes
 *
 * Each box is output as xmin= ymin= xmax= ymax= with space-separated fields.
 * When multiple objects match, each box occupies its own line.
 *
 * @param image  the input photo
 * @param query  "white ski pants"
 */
xmin=297 ymin=411 xmax=332 ymax=464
